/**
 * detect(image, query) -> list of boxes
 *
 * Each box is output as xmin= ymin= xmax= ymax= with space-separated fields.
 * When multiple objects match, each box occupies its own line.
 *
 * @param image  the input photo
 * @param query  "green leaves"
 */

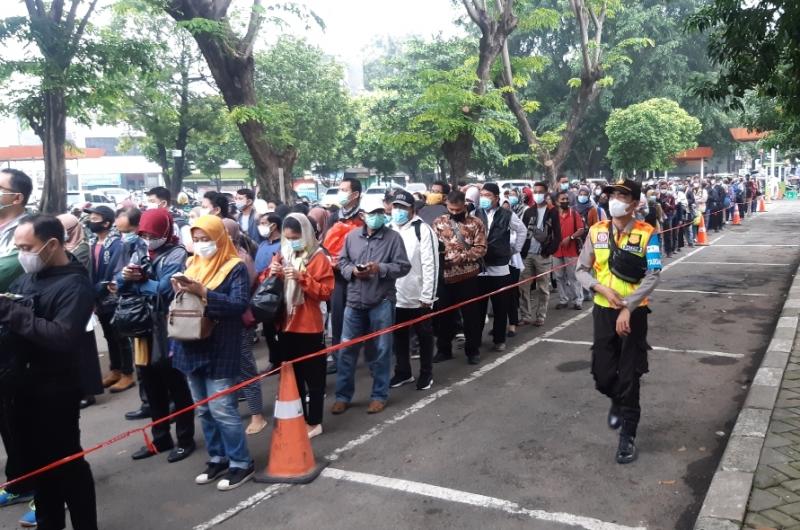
xmin=605 ymin=97 xmax=702 ymax=174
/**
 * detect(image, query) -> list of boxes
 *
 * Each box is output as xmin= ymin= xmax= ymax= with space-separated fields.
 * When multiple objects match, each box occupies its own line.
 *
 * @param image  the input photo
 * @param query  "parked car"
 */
xmin=320 ymin=186 xmax=340 ymax=207
xmin=496 ymin=179 xmax=534 ymax=190
xmin=67 ymin=191 xmax=116 ymax=211
xmin=96 ymin=187 xmax=131 ymax=205
xmin=405 ymin=182 xmax=427 ymax=194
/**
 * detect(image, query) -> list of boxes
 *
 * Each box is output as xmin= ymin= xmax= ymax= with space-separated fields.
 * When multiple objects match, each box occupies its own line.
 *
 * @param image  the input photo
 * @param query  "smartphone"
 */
xmin=356 ymin=264 xmax=367 ymax=272
xmin=127 ymin=264 xmax=142 ymax=272
xmin=1 ymin=293 xmax=23 ymax=301
xmin=172 ymin=273 xmax=191 ymax=282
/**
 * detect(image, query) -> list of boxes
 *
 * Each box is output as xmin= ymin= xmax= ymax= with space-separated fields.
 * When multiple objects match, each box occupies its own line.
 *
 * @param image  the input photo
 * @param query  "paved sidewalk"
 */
xmin=744 ymin=335 xmax=800 ymax=529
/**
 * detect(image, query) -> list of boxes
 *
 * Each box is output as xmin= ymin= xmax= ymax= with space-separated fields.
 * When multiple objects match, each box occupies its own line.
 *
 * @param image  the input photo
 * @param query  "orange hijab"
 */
xmin=185 ymin=215 xmax=242 ymax=291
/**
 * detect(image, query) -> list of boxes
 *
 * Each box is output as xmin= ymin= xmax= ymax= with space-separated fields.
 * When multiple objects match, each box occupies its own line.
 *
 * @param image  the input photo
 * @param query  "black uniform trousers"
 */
xmin=141 ymin=362 xmax=195 ymax=451
xmin=478 ymin=274 xmax=511 ymax=345
xmin=436 ymin=276 xmax=482 ymax=358
xmin=591 ymin=305 xmax=650 ymax=438
xmin=394 ymin=307 xmax=434 ymax=380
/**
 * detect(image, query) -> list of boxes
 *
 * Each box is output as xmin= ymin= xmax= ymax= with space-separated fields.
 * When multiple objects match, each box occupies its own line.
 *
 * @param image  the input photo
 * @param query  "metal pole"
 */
xmin=278 ymin=167 xmax=285 ymax=202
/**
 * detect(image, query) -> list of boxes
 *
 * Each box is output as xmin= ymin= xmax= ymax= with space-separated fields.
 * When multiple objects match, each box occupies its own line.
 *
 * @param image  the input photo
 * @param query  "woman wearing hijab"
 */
xmin=222 ymin=219 xmax=268 ymax=435
xmin=116 ymin=208 xmax=196 ymax=463
xmin=57 ymin=213 xmax=91 ymax=270
xmin=306 ymin=205 xmax=330 ymax=242
xmin=266 ymin=213 xmax=333 ymax=439
xmin=171 ymin=215 xmax=254 ymax=491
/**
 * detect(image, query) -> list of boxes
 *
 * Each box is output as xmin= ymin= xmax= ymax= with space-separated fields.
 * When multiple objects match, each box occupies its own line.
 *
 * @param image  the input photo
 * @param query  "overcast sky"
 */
xmin=0 ymin=0 xmax=466 ymax=146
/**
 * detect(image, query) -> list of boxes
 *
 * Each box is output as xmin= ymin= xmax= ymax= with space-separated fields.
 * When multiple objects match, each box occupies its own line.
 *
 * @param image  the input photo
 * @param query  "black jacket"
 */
xmin=0 ymin=257 xmax=95 ymax=394
xmin=475 ymin=207 xmax=513 ymax=266
xmin=520 ymin=205 xmax=561 ymax=258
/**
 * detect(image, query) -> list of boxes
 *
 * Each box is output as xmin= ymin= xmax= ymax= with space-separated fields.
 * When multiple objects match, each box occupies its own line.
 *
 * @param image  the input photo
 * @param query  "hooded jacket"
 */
xmin=0 ymin=256 xmax=94 ymax=393
xmin=391 ymin=216 xmax=440 ymax=308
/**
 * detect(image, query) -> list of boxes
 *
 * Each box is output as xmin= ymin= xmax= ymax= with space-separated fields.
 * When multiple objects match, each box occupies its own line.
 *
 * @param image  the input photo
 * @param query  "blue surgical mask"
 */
xmin=577 ymin=195 xmax=589 ymax=204
xmin=122 ymin=232 xmax=138 ymax=244
xmin=533 ymin=193 xmax=545 ymax=205
xmin=337 ymin=191 xmax=351 ymax=207
xmin=391 ymin=209 xmax=409 ymax=225
xmin=509 ymin=196 xmax=519 ymax=206
xmin=290 ymin=239 xmax=305 ymax=252
xmin=560 ymin=183 xmax=569 ymax=191
xmin=479 ymin=197 xmax=492 ymax=210
xmin=366 ymin=213 xmax=385 ymax=230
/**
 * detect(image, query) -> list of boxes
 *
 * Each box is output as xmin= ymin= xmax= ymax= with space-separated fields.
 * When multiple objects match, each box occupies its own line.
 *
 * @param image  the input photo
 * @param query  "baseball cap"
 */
xmin=391 ymin=189 xmax=415 ymax=207
xmin=83 ymin=205 xmax=115 ymax=224
xmin=602 ymin=179 xmax=642 ymax=201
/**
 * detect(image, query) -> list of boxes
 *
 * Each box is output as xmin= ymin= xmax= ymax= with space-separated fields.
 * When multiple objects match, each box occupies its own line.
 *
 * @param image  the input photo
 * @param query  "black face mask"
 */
xmin=559 ymin=202 xmax=569 ymax=210
xmin=449 ymin=210 xmax=467 ymax=222
xmin=87 ymin=221 xmax=107 ymax=234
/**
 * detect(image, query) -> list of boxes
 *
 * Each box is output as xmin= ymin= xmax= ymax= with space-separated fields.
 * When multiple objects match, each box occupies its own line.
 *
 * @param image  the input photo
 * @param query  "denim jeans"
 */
xmin=335 ymin=299 xmax=395 ymax=403
xmin=186 ymin=374 xmax=252 ymax=469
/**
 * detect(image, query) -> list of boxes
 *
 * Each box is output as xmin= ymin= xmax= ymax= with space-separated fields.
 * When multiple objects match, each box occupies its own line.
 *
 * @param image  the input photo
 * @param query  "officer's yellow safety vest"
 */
xmin=590 ymin=220 xmax=657 ymax=308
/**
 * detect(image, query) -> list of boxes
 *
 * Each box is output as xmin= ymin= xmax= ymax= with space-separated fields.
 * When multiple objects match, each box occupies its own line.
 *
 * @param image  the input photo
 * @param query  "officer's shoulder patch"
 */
xmin=628 ymin=233 xmax=641 ymax=245
xmin=596 ymin=232 xmax=608 ymax=243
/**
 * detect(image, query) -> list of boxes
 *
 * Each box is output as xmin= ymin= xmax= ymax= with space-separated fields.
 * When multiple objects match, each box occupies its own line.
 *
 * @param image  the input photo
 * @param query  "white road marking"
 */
xmin=197 ymin=232 xmax=727 ymax=528
xmin=326 ymin=308 xmax=593 ymax=461
xmin=680 ymin=261 xmax=790 ymax=266
xmin=654 ymin=288 xmax=767 ymax=297
xmin=712 ymin=244 xmax=800 ymax=247
xmin=322 ymin=467 xmax=647 ymax=530
xmin=661 ymin=235 xmax=725 ymax=272
xmin=193 ymin=484 xmax=289 ymax=530
xmin=541 ymin=338 xmax=744 ymax=359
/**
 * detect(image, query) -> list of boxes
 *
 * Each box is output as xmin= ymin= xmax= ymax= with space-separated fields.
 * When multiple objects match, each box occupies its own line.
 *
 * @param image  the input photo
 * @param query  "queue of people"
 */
xmin=0 ymin=167 xmax=764 ymax=528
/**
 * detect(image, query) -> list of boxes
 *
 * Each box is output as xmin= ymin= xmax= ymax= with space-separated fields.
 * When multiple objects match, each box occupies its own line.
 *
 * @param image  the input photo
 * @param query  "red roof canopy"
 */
xmin=730 ymin=128 xmax=769 ymax=142
xmin=675 ymin=146 xmax=714 ymax=161
xmin=0 ymin=145 xmax=105 ymax=162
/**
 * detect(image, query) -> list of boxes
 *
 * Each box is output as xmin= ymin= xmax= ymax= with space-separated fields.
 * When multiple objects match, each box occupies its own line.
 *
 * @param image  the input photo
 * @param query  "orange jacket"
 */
xmin=323 ymin=217 xmax=364 ymax=259
xmin=258 ymin=250 xmax=334 ymax=334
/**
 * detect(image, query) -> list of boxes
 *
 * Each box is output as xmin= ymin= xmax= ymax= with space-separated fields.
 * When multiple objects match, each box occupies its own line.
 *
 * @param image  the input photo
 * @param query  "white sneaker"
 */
xmin=307 ymin=424 xmax=323 ymax=439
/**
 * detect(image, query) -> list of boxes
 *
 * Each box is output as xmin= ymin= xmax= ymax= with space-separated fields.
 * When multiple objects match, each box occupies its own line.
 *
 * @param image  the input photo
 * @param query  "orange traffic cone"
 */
xmin=758 ymin=196 xmax=767 ymax=212
xmin=254 ymin=364 xmax=327 ymax=484
xmin=732 ymin=205 xmax=741 ymax=225
xmin=695 ymin=214 xmax=709 ymax=246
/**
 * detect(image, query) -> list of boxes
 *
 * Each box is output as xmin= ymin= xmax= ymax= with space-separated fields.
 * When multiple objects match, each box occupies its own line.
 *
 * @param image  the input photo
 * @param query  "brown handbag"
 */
xmin=167 ymin=292 xmax=215 ymax=341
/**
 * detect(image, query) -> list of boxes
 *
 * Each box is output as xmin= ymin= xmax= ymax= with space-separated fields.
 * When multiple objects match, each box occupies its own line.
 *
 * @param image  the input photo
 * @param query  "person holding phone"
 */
xmin=116 ymin=209 xmax=196 ymax=464
xmin=170 ymin=215 xmax=254 ymax=491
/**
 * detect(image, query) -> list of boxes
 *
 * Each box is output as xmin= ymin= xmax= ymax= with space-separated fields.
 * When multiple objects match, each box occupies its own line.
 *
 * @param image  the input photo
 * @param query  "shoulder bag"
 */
xmin=168 ymin=291 xmax=215 ymax=341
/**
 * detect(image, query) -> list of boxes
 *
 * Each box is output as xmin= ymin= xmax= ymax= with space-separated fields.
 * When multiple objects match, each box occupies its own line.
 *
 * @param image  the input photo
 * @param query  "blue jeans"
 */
xmin=335 ymin=300 xmax=395 ymax=403
xmin=186 ymin=374 xmax=252 ymax=469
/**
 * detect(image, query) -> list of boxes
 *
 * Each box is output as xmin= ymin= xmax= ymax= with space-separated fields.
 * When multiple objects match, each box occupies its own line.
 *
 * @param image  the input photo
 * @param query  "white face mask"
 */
xmin=257 ymin=225 xmax=271 ymax=238
xmin=145 ymin=237 xmax=167 ymax=250
xmin=193 ymin=241 xmax=217 ymax=259
xmin=18 ymin=239 xmax=54 ymax=274
xmin=235 ymin=200 xmax=247 ymax=210
xmin=199 ymin=208 xmax=212 ymax=217
xmin=533 ymin=193 xmax=545 ymax=205
xmin=608 ymin=198 xmax=631 ymax=218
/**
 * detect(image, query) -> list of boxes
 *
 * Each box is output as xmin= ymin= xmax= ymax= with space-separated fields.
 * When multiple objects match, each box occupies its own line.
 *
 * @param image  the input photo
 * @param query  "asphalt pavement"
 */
xmin=1 ymin=200 xmax=798 ymax=530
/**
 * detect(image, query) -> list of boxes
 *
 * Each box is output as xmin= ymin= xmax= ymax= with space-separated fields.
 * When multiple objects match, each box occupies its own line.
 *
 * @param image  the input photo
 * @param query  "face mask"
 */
xmin=533 ymin=193 xmax=545 ymax=205
xmin=145 ymin=237 xmax=167 ymax=250
xmin=560 ymin=183 xmax=569 ymax=191
xmin=385 ymin=214 xmax=392 ymax=225
xmin=199 ymin=208 xmax=211 ymax=217
xmin=365 ymin=213 xmax=385 ymax=230
xmin=193 ymin=241 xmax=217 ymax=258
xmin=426 ymin=193 xmax=443 ymax=206
xmin=479 ymin=197 xmax=492 ymax=210
xmin=122 ymin=233 xmax=138 ymax=244
xmin=257 ymin=225 xmax=271 ymax=238
xmin=337 ymin=191 xmax=351 ymax=207
xmin=577 ymin=195 xmax=589 ymax=204
xmin=509 ymin=196 xmax=519 ymax=206
xmin=235 ymin=200 xmax=246 ymax=210
xmin=594 ymin=189 xmax=601 ymax=196
xmin=559 ymin=201 xmax=569 ymax=210
xmin=392 ymin=209 xmax=409 ymax=225
xmin=290 ymin=239 xmax=305 ymax=252
xmin=608 ymin=198 xmax=631 ymax=218
xmin=449 ymin=210 xmax=466 ymax=222
xmin=87 ymin=221 xmax=107 ymax=234
xmin=18 ymin=239 xmax=54 ymax=274
xmin=647 ymin=196 xmax=656 ymax=204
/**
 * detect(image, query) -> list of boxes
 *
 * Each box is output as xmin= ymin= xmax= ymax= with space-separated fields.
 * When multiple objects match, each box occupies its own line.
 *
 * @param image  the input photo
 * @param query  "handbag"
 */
xmin=167 ymin=291 xmax=215 ymax=341
xmin=111 ymin=295 xmax=154 ymax=338
xmin=250 ymin=275 xmax=284 ymax=325
xmin=607 ymin=225 xmax=647 ymax=284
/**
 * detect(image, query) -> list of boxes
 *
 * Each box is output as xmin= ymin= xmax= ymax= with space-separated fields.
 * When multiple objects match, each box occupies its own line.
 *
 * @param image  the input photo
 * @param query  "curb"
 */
xmin=694 ymin=265 xmax=800 ymax=529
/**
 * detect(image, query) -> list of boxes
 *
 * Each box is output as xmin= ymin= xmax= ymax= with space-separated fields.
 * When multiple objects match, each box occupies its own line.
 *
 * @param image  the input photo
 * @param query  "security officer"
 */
xmin=575 ymin=179 xmax=661 ymax=464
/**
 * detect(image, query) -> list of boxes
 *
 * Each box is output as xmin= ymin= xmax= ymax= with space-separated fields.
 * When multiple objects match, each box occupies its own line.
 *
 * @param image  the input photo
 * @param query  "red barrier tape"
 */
xmin=0 ymin=198 xmax=763 ymax=491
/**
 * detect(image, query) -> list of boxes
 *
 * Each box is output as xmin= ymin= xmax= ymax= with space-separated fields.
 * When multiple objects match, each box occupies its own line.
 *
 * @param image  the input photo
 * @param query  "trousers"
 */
xmin=591 ymin=305 xmax=650 ymax=438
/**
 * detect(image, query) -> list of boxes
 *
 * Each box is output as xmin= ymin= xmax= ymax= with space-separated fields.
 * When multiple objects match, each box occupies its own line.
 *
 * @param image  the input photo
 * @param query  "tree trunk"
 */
xmin=39 ymin=88 xmax=67 ymax=214
xmin=442 ymin=132 xmax=473 ymax=186
xmin=170 ymin=53 xmax=191 ymax=202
